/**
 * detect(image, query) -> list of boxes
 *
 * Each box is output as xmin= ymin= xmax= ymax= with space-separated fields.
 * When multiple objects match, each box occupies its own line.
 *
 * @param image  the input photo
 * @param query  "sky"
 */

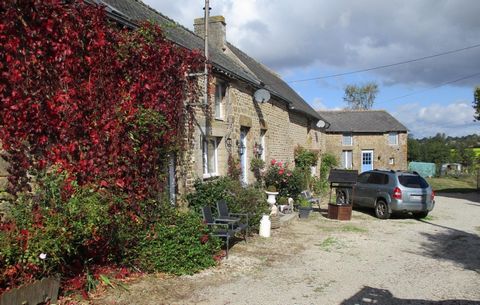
xmin=142 ymin=0 xmax=480 ymax=138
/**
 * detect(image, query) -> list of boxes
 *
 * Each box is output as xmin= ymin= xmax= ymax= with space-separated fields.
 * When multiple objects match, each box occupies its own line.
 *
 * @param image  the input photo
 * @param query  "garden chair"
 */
xmin=201 ymin=206 xmax=234 ymax=258
xmin=216 ymin=200 xmax=249 ymax=237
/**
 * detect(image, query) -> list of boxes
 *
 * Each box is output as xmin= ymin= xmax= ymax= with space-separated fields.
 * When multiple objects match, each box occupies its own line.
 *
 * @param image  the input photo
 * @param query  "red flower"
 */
xmin=277 ymin=162 xmax=283 ymax=167
xmin=271 ymin=159 xmax=276 ymax=166
xmin=278 ymin=169 xmax=285 ymax=175
xmin=200 ymin=234 xmax=209 ymax=244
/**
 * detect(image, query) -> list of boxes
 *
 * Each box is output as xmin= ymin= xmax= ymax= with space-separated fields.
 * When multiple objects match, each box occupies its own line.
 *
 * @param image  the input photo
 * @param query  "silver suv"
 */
xmin=336 ymin=170 xmax=435 ymax=219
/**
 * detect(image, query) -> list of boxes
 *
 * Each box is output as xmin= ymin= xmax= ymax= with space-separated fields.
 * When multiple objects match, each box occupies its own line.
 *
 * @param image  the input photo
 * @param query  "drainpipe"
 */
xmin=204 ymin=0 xmax=210 ymax=106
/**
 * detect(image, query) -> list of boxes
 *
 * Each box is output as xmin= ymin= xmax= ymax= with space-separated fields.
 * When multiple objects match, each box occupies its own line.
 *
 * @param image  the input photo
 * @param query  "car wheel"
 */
xmin=413 ymin=211 xmax=429 ymax=219
xmin=336 ymin=190 xmax=348 ymax=205
xmin=375 ymin=200 xmax=390 ymax=219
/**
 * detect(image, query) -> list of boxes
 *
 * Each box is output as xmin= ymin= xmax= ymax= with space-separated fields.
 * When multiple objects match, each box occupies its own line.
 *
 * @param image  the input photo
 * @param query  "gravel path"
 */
xmin=96 ymin=193 xmax=480 ymax=305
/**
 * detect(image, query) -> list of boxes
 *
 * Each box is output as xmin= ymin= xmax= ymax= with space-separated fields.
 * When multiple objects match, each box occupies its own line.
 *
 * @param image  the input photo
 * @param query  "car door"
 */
xmin=353 ymin=172 xmax=371 ymax=206
xmin=362 ymin=172 xmax=384 ymax=208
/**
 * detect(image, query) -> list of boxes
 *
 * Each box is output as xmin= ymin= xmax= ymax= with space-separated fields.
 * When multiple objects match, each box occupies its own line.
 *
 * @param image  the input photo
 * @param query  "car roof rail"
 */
xmin=412 ymin=171 xmax=419 ymax=175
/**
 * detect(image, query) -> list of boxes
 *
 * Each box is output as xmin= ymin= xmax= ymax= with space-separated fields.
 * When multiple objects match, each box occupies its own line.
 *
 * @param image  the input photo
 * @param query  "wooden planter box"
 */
xmin=328 ymin=203 xmax=352 ymax=221
xmin=0 ymin=277 xmax=60 ymax=305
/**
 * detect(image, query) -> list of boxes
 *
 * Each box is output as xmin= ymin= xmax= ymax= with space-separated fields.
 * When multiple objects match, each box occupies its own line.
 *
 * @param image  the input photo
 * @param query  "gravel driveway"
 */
xmin=96 ymin=193 xmax=480 ymax=305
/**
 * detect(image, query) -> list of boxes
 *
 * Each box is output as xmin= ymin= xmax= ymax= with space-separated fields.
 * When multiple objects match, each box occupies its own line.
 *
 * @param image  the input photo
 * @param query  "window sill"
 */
xmin=214 ymin=117 xmax=225 ymax=121
xmin=203 ymin=173 xmax=219 ymax=180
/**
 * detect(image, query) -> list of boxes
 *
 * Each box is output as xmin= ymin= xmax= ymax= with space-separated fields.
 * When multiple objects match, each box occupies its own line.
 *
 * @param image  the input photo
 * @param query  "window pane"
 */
xmin=346 ymin=151 xmax=352 ymax=169
xmin=399 ymin=175 xmax=428 ymax=188
xmin=202 ymin=138 xmax=208 ymax=174
xmin=342 ymin=134 xmax=352 ymax=145
xmin=389 ymin=132 xmax=398 ymax=145
xmin=207 ymin=139 xmax=216 ymax=173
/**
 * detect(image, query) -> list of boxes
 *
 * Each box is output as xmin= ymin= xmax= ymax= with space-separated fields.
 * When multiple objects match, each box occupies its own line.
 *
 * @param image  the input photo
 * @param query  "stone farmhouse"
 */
xmin=99 ymin=0 xmax=328 ymax=199
xmin=317 ymin=110 xmax=408 ymax=173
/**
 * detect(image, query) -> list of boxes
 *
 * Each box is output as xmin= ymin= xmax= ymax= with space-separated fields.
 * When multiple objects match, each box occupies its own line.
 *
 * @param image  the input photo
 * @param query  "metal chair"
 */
xmin=201 ymin=206 xmax=234 ymax=258
xmin=216 ymin=200 xmax=249 ymax=238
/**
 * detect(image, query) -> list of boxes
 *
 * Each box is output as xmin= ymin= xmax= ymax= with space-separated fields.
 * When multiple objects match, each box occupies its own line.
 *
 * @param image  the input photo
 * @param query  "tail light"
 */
xmin=393 ymin=187 xmax=402 ymax=200
xmin=431 ymin=190 xmax=435 ymax=201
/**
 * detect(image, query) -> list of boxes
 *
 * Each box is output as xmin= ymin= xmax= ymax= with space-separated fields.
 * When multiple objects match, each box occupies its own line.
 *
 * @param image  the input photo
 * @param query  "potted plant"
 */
xmin=297 ymin=197 xmax=312 ymax=219
xmin=265 ymin=185 xmax=279 ymax=205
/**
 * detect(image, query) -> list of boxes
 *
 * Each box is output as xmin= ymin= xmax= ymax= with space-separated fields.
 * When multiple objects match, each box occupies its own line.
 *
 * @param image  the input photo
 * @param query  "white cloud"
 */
xmin=392 ymin=101 xmax=478 ymax=138
xmin=143 ymin=0 xmax=480 ymax=87
xmin=311 ymin=97 xmax=343 ymax=111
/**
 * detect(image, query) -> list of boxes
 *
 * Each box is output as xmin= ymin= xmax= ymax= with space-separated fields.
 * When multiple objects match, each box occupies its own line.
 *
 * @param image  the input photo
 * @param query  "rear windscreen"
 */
xmin=398 ymin=175 xmax=429 ymax=188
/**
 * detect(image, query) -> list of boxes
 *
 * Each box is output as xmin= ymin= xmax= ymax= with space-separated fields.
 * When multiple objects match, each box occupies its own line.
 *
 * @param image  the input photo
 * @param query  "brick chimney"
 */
xmin=194 ymin=16 xmax=226 ymax=51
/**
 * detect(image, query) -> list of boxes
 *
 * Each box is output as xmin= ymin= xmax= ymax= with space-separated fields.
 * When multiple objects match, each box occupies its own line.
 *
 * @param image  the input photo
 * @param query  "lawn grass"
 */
xmin=426 ymin=175 xmax=478 ymax=193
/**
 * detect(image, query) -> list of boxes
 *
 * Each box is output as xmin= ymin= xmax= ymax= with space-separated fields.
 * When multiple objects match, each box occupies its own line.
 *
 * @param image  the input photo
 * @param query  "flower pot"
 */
xmin=265 ymin=191 xmax=279 ymax=205
xmin=298 ymin=206 xmax=312 ymax=219
xmin=328 ymin=203 xmax=352 ymax=220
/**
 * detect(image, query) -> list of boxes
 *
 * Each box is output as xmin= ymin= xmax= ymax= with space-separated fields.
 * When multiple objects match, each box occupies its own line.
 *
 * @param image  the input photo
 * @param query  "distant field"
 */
xmin=473 ymin=147 xmax=480 ymax=157
xmin=427 ymin=175 xmax=478 ymax=193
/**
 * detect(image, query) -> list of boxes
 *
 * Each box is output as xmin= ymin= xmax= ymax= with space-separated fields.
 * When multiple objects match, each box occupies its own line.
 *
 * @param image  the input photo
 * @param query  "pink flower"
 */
xmin=278 ymin=169 xmax=285 ymax=175
xmin=271 ymin=159 xmax=277 ymax=166
xmin=277 ymin=162 xmax=283 ymax=167
xmin=287 ymin=172 xmax=292 ymax=177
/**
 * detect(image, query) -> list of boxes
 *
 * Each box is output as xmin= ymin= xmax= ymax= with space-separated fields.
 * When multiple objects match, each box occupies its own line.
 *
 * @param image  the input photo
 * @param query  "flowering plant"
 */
xmin=264 ymin=160 xmax=303 ymax=198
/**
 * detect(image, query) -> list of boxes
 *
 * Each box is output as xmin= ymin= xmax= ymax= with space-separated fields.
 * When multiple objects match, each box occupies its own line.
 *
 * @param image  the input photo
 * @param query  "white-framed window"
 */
xmin=389 ymin=157 xmax=395 ymax=165
xmin=202 ymin=136 xmax=219 ymax=178
xmin=341 ymin=150 xmax=353 ymax=169
xmin=260 ymin=129 xmax=266 ymax=161
xmin=214 ymin=80 xmax=227 ymax=120
xmin=388 ymin=132 xmax=398 ymax=145
xmin=342 ymin=133 xmax=353 ymax=146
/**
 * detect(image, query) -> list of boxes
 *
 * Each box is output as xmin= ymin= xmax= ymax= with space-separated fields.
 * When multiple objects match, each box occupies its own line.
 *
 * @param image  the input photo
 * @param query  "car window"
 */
xmin=357 ymin=173 xmax=371 ymax=183
xmin=398 ymin=175 xmax=429 ymax=188
xmin=367 ymin=173 xmax=389 ymax=185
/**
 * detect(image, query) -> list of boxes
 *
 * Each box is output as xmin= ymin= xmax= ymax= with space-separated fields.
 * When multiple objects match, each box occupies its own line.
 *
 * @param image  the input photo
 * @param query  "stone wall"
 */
xmin=177 ymin=74 xmax=327 ymax=192
xmin=324 ymin=132 xmax=408 ymax=172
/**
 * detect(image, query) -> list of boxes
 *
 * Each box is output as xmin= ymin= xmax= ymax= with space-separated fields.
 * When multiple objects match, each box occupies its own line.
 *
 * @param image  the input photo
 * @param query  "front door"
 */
xmin=361 ymin=150 xmax=373 ymax=173
xmin=240 ymin=129 xmax=248 ymax=184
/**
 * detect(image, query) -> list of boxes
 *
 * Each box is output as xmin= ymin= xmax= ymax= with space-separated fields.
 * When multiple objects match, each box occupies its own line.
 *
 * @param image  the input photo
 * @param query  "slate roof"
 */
xmin=97 ymin=0 xmax=321 ymax=120
xmin=227 ymin=43 xmax=322 ymax=120
xmin=317 ymin=110 xmax=408 ymax=133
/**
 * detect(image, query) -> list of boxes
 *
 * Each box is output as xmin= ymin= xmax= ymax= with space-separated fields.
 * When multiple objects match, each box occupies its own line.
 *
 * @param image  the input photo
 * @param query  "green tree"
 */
xmin=474 ymin=86 xmax=480 ymax=121
xmin=407 ymin=136 xmax=421 ymax=161
xmin=343 ymin=82 xmax=379 ymax=110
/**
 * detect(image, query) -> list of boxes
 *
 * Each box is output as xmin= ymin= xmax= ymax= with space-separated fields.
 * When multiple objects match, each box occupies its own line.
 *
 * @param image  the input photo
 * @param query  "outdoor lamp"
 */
xmin=255 ymin=143 xmax=263 ymax=157
xmin=237 ymin=140 xmax=245 ymax=155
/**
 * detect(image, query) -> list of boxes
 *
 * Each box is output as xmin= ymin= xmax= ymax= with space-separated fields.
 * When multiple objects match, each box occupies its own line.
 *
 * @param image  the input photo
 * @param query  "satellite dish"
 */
xmin=254 ymin=88 xmax=271 ymax=103
xmin=316 ymin=120 xmax=327 ymax=128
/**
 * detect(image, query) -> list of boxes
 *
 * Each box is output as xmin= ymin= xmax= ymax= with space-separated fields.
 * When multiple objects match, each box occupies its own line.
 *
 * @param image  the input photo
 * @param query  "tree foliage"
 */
xmin=343 ymin=82 xmax=379 ymax=110
xmin=407 ymin=133 xmax=479 ymax=169
xmin=474 ymin=86 xmax=480 ymax=121
xmin=0 ymin=0 xmax=203 ymax=200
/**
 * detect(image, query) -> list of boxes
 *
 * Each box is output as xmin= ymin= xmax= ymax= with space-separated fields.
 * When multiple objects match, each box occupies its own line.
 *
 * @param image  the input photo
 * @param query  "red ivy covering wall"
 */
xmin=0 ymin=0 xmax=204 ymax=200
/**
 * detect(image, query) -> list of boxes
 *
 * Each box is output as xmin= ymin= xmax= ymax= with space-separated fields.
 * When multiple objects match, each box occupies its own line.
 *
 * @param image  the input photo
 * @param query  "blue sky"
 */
xmin=142 ymin=0 xmax=480 ymax=138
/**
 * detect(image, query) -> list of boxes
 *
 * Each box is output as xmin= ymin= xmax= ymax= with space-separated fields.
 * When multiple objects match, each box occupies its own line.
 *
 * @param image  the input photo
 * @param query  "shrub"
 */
xmin=250 ymin=157 xmax=265 ymax=185
xmin=0 ymin=173 xmax=113 ymax=290
xmin=294 ymin=146 xmax=319 ymax=169
xmin=185 ymin=177 xmax=236 ymax=213
xmin=227 ymin=183 xmax=269 ymax=228
xmin=130 ymin=211 xmax=221 ymax=275
xmin=266 ymin=185 xmax=277 ymax=192
xmin=314 ymin=153 xmax=338 ymax=196
xmin=186 ymin=177 xmax=268 ymax=228
xmin=264 ymin=160 xmax=303 ymax=199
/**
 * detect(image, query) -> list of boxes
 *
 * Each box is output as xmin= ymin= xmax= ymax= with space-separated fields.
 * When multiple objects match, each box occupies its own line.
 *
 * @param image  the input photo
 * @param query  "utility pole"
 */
xmin=204 ymin=0 xmax=210 ymax=106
